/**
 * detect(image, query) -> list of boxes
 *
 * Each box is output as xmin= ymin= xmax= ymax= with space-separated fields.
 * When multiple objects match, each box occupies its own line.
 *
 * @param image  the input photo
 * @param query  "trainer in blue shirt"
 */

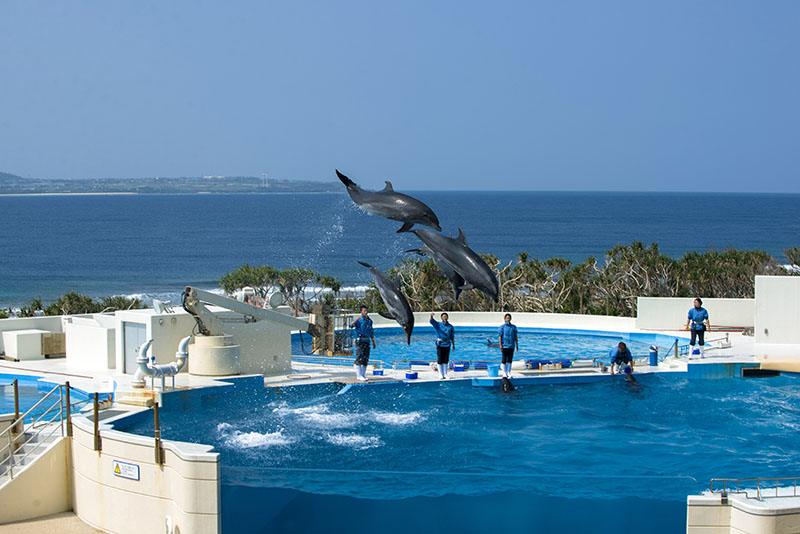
xmin=497 ymin=313 xmax=519 ymax=378
xmin=350 ymin=305 xmax=375 ymax=381
xmin=684 ymin=297 xmax=710 ymax=359
xmin=430 ymin=312 xmax=455 ymax=379
xmin=609 ymin=341 xmax=633 ymax=376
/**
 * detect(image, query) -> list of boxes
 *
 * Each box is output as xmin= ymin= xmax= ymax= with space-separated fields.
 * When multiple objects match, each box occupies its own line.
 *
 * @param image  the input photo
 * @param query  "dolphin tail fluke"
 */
xmin=397 ymin=221 xmax=414 ymax=233
xmin=336 ymin=169 xmax=356 ymax=188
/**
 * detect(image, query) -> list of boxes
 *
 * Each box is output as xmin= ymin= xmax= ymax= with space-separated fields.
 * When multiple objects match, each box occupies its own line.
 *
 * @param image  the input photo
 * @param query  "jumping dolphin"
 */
xmin=405 ymin=245 xmax=466 ymax=301
xmin=357 ymin=261 xmax=415 ymax=344
xmin=336 ymin=170 xmax=442 ymax=233
xmin=400 ymin=227 xmax=499 ymax=302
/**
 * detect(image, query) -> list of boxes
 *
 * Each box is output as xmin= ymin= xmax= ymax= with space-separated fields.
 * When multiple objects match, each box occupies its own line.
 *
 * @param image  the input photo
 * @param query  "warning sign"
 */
xmin=112 ymin=460 xmax=140 ymax=481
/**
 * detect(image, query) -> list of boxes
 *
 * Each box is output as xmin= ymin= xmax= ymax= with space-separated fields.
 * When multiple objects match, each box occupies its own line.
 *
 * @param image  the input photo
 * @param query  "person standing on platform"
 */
xmin=430 ymin=312 xmax=455 ymax=379
xmin=350 ymin=305 xmax=375 ymax=381
xmin=498 ymin=313 xmax=519 ymax=378
xmin=685 ymin=298 xmax=710 ymax=359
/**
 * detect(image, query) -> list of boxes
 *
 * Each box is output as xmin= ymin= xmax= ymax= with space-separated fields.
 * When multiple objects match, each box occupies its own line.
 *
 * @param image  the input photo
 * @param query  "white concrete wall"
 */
xmin=0 ymin=316 xmax=62 ymax=354
xmin=755 ymin=276 xmax=800 ymax=344
xmin=115 ymin=310 xmax=197 ymax=373
xmin=65 ymin=320 xmax=116 ymax=369
xmin=686 ymin=493 xmax=731 ymax=533
xmin=636 ymin=297 xmax=754 ymax=330
xmin=688 ymin=492 xmax=800 ymax=534
xmin=1 ymin=329 xmax=48 ymax=360
xmin=71 ymin=414 xmax=220 ymax=534
xmin=221 ymin=313 xmax=292 ymax=375
xmin=0 ymin=437 xmax=72 ymax=524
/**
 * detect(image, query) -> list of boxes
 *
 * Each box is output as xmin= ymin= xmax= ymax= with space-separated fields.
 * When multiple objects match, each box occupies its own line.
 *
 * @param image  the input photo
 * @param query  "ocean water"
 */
xmin=1 ymin=192 xmax=798 ymax=307
xmin=115 ymin=373 xmax=800 ymax=533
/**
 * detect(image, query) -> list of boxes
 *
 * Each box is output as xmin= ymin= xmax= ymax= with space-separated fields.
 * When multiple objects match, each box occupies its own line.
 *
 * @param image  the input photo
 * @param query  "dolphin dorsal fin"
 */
xmin=457 ymin=228 xmax=467 ymax=245
xmin=382 ymin=181 xmax=394 ymax=192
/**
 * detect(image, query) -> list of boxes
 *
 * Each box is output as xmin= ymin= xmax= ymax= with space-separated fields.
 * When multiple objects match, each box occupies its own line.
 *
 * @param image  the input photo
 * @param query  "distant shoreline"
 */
xmin=0 ymin=192 xmax=139 ymax=197
xmin=0 ymin=191 xmax=344 ymax=197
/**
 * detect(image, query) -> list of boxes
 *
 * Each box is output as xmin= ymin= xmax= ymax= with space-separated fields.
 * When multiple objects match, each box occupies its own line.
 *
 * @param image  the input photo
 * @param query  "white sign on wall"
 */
xmin=112 ymin=460 xmax=140 ymax=481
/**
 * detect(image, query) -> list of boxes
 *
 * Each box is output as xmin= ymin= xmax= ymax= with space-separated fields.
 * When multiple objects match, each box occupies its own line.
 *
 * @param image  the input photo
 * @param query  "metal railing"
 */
xmin=1 ymin=380 xmax=111 ymax=481
xmin=711 ymin=477 xmax=800 ymax=501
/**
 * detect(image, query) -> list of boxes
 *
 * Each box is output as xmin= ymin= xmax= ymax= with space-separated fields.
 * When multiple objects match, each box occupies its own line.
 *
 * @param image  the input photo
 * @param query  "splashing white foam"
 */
xmin=217 ymin=422 xmax=291 ymax=449
xmin=325 ymin=433 xmax=382 ymax=450
xmin=274 ymin=403 xmax=358 ymax=429
xmin=226 ymin=430 xmax=292 ymax=449
xmin=371 ymin=411 xmax=425 ymax=426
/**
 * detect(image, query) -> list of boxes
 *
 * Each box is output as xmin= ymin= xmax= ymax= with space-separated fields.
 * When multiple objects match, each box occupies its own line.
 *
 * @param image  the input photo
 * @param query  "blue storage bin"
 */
xmin=405 ymin=371 xmax=418 ymax=380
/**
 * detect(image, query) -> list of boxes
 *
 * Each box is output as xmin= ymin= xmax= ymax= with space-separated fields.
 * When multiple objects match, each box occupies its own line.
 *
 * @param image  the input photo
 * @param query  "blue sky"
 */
xmin=1 ymin=1 xmax=798 ymax=191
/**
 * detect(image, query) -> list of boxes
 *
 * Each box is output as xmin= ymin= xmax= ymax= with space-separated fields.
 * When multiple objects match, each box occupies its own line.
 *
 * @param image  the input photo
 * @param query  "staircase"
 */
xmin=0 ymin=383 xmax=71 ymax=487
xmin=0 ymin=425 xmax=62 ymax=486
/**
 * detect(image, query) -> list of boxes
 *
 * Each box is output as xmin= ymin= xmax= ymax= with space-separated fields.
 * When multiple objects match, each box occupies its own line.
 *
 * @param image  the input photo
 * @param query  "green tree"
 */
xmin=45 ymin=292 xmax=101 ymax=316
xmin=219 ymin=264 xmax=279 ymax=297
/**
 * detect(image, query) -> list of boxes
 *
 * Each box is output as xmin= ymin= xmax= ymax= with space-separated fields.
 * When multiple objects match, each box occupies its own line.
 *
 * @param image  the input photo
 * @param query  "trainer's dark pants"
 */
xmin=501 ymin=347 xmax=515 ymax=364
xmin=436 ymin=346 xmax=451 ymax=365
xmin=690 ymin=328 xmax=705 ymax=346
xmin=355 ymin=341 xmax=370 ymax=366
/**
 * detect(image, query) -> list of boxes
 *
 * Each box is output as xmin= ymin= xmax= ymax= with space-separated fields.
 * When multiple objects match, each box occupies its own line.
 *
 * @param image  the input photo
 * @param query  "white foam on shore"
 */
xmin=324 ymin=433 xmax=382 ymax=450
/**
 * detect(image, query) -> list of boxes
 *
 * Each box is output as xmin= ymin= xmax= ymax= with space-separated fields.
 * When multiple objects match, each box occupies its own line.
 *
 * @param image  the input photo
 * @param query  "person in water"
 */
xmin=609 ymin=341 xmax=633 ymax=376
xmin=498 ymin=313 xmax=519 ymax=378
xmin=430 ymin=312 xmax=455 ymax=379
xmin=350 ymin=305 xmax=375 ymax=381
xmin=685 ymin=297 xmax=710 ymax=359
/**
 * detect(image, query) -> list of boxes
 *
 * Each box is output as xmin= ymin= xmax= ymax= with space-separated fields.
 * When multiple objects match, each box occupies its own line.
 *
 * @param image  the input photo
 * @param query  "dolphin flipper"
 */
xmin=335 ymin=169 xmax=356 ymax=188
xmin=378 ymin=311 xmax=396 ymax=320
xmin=397 ymin=221 xmax=414 ymax=233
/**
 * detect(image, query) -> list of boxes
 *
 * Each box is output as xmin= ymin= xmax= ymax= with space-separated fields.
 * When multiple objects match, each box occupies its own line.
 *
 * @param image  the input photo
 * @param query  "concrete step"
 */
xmin=115 ymin=390 xmax=155 ymax=408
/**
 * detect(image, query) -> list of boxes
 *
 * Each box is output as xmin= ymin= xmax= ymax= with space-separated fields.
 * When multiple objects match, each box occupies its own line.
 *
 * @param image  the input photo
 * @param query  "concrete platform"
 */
xmin=0 ymin=512 xmax=100 ymax=533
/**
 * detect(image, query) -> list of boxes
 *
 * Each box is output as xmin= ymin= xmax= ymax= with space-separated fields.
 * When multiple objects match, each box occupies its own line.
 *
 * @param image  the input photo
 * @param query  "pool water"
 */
xmin=0 ymin=377 xmax=51 ymax=415
xmin=116 ymin=372 xmax=800 ymax=533
xmin=292 ymin=326 xmax=680 ymax=367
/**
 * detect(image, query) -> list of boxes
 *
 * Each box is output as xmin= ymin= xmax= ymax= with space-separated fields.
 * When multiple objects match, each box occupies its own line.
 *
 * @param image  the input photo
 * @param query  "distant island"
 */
xmin=0 ymin=171 xmax=341 ymax=195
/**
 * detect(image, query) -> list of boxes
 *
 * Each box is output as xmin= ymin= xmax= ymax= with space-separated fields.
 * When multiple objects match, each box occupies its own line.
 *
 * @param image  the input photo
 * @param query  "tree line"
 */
xmin=219 ymin=242 xmax=798 ymax=318
xmin=3 ymin=242 xmax=796 ymax=320
xmin=1 ymin=293 xmax=143 ymax=319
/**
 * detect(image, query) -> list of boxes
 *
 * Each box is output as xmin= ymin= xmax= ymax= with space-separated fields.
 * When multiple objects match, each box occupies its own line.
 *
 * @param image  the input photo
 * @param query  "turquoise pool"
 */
xmin=292 ymin=326 xmax=686 ymax=367
xmin=1 ymin=374 xmax=106 ymax=419
xmin=114 ymin=371 xmax=799 ymax=533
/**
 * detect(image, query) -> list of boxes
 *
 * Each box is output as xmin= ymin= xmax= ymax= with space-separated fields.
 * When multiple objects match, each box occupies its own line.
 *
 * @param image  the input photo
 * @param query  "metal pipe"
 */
xmin=154 ymin=401 xmax=163 ymax=465
xmin=65 ymin=382 xmax=72 ymax=438
xmin=93 ymin=394 xmax=101 ymax=451
xmin=134 ymin=337 xmax=191 ymax=391
xmin=13 ymin=379 xmax=20 ymax=435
